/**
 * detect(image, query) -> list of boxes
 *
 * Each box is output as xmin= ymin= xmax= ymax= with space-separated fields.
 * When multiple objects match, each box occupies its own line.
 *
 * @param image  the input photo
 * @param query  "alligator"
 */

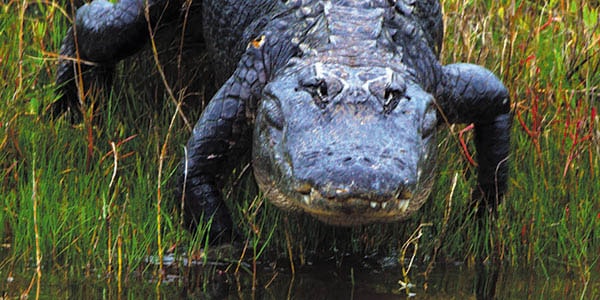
xmin=51 ymin=0 xmax=511 ymax=240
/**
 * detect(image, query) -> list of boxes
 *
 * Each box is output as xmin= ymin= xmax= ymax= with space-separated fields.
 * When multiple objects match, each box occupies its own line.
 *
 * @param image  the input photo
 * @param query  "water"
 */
xmin=2 ymin=252 xmax=598 ymax=299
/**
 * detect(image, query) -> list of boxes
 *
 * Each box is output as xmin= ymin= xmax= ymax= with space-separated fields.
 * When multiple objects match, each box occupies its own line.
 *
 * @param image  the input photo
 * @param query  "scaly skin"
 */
xmin=51 ymin=0 xmax=180 ymax=121
xmin=51 ymin=0 xmax=511 ymax=241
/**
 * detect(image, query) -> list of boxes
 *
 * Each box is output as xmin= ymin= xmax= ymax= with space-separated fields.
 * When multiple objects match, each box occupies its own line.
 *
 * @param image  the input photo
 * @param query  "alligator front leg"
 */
xmin=436 ymin=63 xmax=511 ymax=215
xmin=179 ymin=44 xmax=270 ymax=240
xmin=49 ymin=0 xmax=180 ymax=121
xmin=180 ymin=83 xmax=250 ymax=240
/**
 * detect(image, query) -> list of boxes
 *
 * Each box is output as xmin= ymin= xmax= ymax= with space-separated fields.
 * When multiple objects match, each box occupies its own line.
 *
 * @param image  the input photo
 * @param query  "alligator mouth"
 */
xmin=257 ymin=179 xmax=433 ymax=226
xmin=295 ymin=186 xmax=414 ymax=213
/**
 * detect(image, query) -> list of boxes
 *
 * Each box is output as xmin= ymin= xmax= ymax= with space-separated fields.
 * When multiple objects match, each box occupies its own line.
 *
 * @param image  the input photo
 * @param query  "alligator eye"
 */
xmin=300 ymin=77 xmax=329 ymax=108
xmin=383 ymin=87 xmax=404 ymax=114
xmin=316 ymin=81 xmax=328 ymax=98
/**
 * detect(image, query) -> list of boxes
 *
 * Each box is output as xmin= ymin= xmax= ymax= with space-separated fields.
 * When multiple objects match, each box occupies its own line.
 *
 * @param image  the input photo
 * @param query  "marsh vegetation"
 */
xmin=0 ymin=0 xmax=598 ymax=298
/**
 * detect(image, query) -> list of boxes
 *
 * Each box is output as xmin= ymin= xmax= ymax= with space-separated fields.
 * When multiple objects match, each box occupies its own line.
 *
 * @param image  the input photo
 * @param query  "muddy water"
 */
xmin=2 ymin=252 xmax=598 ymax=299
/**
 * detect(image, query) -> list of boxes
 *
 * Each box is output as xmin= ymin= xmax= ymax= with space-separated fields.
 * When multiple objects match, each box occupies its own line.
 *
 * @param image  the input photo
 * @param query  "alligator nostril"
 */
xmin=343 ymin=157 xmax=352 ymax=163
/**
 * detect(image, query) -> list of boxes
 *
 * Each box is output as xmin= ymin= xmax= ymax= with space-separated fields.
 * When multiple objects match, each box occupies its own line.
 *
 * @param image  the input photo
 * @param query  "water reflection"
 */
xmin=2 ymin=254 xmax=597 ymax=299
xmin=172 ymin=255 xmax=595 ymax=299
xmin=475 ymin=262 xmax=499 ymax=300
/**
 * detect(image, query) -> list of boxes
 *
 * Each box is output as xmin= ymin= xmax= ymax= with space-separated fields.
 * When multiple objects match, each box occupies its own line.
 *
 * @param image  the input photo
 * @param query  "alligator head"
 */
xmin=252 ymin=2 xmax=440 ymax=225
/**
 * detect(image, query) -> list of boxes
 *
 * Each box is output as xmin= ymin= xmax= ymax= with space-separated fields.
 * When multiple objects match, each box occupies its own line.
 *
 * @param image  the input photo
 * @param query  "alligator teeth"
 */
xmin=381 ymin=201 xmax=388 ymax=209
xmin=398 ymin=199 xmax=410 ymax=212
xmin=370 ymin=202 xmax=378 ymax=209
xmin=302 ymin=195 xmax=311 ymax=206
xmin=335 ymin=188 xmax=348 ymax=195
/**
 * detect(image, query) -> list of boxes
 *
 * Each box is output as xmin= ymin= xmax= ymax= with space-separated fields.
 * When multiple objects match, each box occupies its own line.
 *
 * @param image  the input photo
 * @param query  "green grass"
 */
xmin=0 ymin=0 xmax=599 ymax=297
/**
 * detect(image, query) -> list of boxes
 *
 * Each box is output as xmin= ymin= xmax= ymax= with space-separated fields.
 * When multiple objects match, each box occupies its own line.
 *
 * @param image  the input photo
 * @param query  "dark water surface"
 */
xmin=2 ymin=251 xmax=598 ymax=299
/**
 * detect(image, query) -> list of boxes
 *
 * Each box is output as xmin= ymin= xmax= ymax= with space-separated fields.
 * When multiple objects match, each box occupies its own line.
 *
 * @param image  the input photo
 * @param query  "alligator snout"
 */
xmin=271 ymin=136 xmax=429 ymax=225
xmin=291 ymin=149 xmax=416 ymax=202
